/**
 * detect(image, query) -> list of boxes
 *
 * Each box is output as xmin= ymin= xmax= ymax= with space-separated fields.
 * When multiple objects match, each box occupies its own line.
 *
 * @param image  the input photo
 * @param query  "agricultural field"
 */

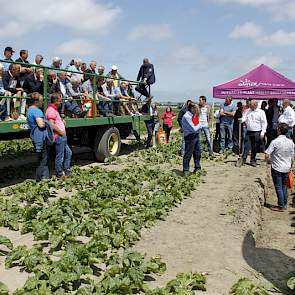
xmin=0 ymin=136 xmax=294 ymax=294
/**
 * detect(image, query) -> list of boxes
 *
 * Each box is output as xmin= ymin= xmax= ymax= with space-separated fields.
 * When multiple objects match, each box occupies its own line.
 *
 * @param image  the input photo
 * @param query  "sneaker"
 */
xmin=17 ymin=114 xmax=26 ymax=121
xmin=135 ymin=112 xmax=142 ymax=116
xmin=130 ymin=112 xmax=135 ymax=116
xmin=4 ymin=117 xmax=13 ymax=121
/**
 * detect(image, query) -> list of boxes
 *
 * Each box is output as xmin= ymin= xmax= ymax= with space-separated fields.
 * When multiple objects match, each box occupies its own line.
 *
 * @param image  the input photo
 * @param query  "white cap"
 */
xmin=111 ymin=65 xmax=118 ymax=71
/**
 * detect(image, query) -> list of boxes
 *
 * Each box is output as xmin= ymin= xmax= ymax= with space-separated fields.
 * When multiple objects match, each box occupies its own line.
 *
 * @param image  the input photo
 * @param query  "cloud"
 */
xmin=0 ymin=0 xmax=121 ymax=38
xmin=55 ymin=39 xmax=101 ymax=57
xmin=128 ymin=24 xmax=173 ymax=41
xmin=249 ymin=53 xmax=282 ymax=68
xmin=229 ymin=22 xmax=263 ymax=39
xmin=170 ymin=46 xmax=208 ymax=65
xmin=229 ymin=22 xmax=295 ymax=46
xmin=211 ymin=0 xmax=295 ymax=21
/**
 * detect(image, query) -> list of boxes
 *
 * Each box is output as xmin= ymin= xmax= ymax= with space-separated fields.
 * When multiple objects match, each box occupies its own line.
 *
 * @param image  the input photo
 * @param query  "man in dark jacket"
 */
xmin=47 ymin=70 xmax=61 ymax=94
xmin=23 ymin=68 xmax=44 ymax=95
xmin=135 ymin=58 xmax=155 ymax=98
xmin=266 ymin=99 xmax=281 ymax=147
xmin=178 ymin=99 xmax=192 ymax=156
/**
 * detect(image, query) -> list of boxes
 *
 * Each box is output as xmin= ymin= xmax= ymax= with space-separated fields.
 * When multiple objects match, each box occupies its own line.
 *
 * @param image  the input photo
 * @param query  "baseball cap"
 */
xmin=4 ymin=46 xmax=14 ymax=53
xmin=111 ymin=65 xmax=118 ymax=71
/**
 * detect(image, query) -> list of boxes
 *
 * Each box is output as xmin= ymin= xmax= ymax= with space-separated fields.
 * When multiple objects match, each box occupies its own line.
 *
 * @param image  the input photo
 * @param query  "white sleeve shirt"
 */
xmin=278 ymin=106 xmax=295 ymax=127
xmin=242 ymin=108 xmax=267 ymax=135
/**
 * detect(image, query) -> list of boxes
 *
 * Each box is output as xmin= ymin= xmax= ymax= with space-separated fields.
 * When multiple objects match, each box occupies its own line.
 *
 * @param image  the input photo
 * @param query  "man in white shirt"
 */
xmin=265 ymin=123 xmax=294 ymax=211
xmin=199 ymin=96 xmax=213 ymax=156
xmin=278 ymin=99 xmax=295 ymax=138
xmin=238 ymin=100 xmax=267 ymax=167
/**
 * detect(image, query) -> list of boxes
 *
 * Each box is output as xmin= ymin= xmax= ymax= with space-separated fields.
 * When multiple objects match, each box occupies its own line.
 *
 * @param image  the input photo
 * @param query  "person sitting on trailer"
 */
xmin=15 ymin=49 xmax=32 ymax=86
xmin=84 ymin=61 xmax=96 ymax=81
xmin=119 ymin=81 xmax=140 ymax=116
xmin=102 ymin=79 xmax=121 ymax=116
xmin=63 ymin=76 xmax=87 ymax=118
xmin=47 ymin=70 xmax=61 ymax=94
xmin=51 ymin=57 xmax=62 ymax=73
xmin=23 ymin=68 xmax=44 ymax=95
xmin=0 ymin=62 xmax=12 ymax=121
xmin=67 ymin=58 xmax=84 ymax=82
xmin=3 ymin=63 xmax=27 ymax=120
xmin=135 ymin=58 xmax=155 ymax=100
xmin=96 ymin=77 xmax=113 ymax=117
xmin=106 ymin=65 xmax=124 ymax=88
xmin=3 ymin=47 xmax=14 ymax=71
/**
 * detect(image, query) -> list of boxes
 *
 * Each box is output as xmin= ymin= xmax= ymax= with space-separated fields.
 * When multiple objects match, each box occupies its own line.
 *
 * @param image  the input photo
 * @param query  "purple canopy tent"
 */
xmin=213 ymin=64 xmax=295 ymax=100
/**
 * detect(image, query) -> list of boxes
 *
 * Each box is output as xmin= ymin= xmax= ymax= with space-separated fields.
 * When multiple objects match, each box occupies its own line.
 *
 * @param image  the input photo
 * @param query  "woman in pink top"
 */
xmin=161 ymin=106 xmax=176 ymax=143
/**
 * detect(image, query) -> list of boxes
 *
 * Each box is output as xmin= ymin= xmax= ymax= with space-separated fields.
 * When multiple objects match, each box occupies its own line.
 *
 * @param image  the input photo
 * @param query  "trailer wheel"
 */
xmin=94 ymin=127 xmax=121 ymax=161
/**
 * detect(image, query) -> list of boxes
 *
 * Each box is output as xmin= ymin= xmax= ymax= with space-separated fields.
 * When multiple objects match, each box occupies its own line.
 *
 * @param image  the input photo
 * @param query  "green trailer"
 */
xmin=0 ymin=59 xmax=150 ymax=161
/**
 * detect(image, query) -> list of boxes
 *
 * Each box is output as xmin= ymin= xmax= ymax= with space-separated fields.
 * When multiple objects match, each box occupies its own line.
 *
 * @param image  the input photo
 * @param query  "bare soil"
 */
xmin=0 ymin=153 xmax=294 ymax=294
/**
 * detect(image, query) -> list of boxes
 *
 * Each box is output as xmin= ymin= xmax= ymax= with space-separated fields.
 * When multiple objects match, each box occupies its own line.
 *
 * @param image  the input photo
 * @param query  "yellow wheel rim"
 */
xmin=108 ymin=133 xmax=119 ymax=155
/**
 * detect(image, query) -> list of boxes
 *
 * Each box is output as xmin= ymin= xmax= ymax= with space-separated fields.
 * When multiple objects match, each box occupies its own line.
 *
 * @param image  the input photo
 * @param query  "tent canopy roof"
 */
xmin=213 ymin=64 xmax=295 ymax=100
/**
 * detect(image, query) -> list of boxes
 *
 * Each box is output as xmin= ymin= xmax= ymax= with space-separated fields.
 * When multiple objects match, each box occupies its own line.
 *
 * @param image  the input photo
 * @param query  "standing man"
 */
xmin=238 ymin=100 xmax=267 ymax=167
xmin=136 ymin=58 xmax=155 ymax=99
xmin=182 ymin=103 xmax=201 ymax=176
xmin=198 ymin=96 xmax=213 ymax=156
xmin=46 ymin=93 xmax=72 ymax=178
xmin=233 ymin=102 xmax=243 ymax=154
xmin=265 ymin=123 xmax=294 ymax=211
xmin=266 ymin=99 xmax=280 ymax=147
xmin=3 ymin=47 xmax=14 ymax=71
xmin=278 ymin=99 xmax=295 ymax=139
xmin=178 ymin=99 xmax=192 ymax=156
xmin=219 ymin=96 xmax=236 ymax=153
xmin=27 ymin=92 xmax=53 ymax=181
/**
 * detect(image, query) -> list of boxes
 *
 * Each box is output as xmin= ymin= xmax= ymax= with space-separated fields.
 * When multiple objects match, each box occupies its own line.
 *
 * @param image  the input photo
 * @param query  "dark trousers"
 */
xmin=242 ymin=130 xmax=261 ymax=162
xmin=271 ymin=168 xmax=288 ymax=208
xmin=113 ymin=97 xmax=120 ymax=115
xmin=135 ymin=82 xmax=150 ymax=97
xmin=183 ymin=133 xmax=201 ymax=172
xmin=163 ymin=124 xmax=172 ymax=143
xmin=35 ymin=142 xmax=50 ymax=181
xmin=145 ymin=119 xmax=155 ymax=147
xmin=97 ymin=101 xmax=112 ymax=116
xmin=266 ymin=128 xmax=278 ymax=148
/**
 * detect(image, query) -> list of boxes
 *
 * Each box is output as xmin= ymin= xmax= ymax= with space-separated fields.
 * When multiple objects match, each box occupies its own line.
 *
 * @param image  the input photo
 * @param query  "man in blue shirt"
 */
xmin=182 ymin=103 xmax=202 ymax=176
xmin=219 ymin=96 xmax=236 ymax=153
xmin=27 ymin=92 xmax=50 ymax=181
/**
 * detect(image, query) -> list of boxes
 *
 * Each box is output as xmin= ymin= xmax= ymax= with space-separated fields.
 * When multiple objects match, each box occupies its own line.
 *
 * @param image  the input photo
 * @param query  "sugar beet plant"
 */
xmin=0 ymin=137 xmax=207 ymax=294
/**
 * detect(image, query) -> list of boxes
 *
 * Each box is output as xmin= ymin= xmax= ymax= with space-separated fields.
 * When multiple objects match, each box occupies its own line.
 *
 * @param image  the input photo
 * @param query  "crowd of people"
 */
xmin=0 ymin=46 xmax=156 ymax=121
xmin=177 ymin=96 xmax=295 ymax=212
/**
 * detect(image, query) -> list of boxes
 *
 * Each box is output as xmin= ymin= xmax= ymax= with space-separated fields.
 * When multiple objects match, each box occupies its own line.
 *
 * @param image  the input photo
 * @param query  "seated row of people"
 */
xmin=0 ymin=62 xmax=140 ymax=121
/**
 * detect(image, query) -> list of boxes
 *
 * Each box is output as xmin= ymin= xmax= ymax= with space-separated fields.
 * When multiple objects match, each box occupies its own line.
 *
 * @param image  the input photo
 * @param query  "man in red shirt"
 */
xmin=46 ymin=93 xmax=72 ymax=178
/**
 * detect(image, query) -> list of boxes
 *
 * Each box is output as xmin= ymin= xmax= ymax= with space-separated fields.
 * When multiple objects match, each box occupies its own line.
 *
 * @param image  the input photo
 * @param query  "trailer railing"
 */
xmin=0 ymin=59 xmax=143 ymax=119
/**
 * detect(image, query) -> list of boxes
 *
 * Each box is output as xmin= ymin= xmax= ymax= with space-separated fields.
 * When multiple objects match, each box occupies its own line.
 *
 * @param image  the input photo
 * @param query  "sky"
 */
xmin=1 ymin=0 xmax=295 ymax=102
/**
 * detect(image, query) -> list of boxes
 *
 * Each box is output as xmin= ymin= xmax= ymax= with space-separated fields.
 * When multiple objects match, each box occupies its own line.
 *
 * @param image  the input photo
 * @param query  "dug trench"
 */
xmin=134 ymin=157 xmax=295 ymax=295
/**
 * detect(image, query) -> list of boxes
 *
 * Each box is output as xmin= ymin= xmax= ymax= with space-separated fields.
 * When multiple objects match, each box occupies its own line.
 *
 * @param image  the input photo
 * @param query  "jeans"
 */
xmin=183 ymin=133 xmax=201 ymax=172
xmin=220 ymin=123 xmax=233 ymax=152
xmin=61 ymin=100 xmax=81 ymax=115
xmin=55 ymin=136 xmax=72 ymax=177
xmin=242 ymin=131 xmax=260 ymax=162
xmin=287 ymin=127 xmax=293 ymax=139
xmin=145 ymin=119 xmax=155 ymax=147
xmin=181 ymin=132 xmax=185 ymax=156
xmin=113 ymin=97 xmax=120 ymax=114
xmin=35 ymin=142 xmax=50 ymax=181
xmin=271 ymin=168 xmax=288 ymax=208
xmin=97 ymin=101 xmax=112 ymax=116
xmin=200 ymin=126 xmax=213 ymax=154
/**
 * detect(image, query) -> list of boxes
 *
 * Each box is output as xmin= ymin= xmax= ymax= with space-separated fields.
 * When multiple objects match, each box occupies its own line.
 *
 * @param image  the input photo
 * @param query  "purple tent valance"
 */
xmin=213 ymin=64 xmax=295 ymax=100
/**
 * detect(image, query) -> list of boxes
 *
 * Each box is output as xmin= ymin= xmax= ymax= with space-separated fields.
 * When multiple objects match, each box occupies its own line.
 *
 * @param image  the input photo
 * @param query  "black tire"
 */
xmin=93 ymin=127 xmax=121 ymax=162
